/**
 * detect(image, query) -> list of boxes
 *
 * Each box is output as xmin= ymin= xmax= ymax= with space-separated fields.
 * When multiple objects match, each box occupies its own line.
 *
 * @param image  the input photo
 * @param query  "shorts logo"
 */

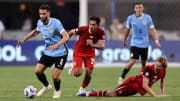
xmin=119 ymin=90 xmax=122 ymax=95
xmin=130 ymin=53 xmax=134 ymax=58
xmin=91 ymin=58 xmax=95 ymax=64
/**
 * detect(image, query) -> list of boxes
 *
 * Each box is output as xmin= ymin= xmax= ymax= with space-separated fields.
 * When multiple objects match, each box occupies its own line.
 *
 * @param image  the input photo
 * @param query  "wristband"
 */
xmin=155 ymin=40 xmax=159 ymax=43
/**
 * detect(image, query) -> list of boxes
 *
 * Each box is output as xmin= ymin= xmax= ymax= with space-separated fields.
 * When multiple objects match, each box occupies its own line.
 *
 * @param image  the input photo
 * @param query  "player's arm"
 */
xmin=86 ymin=39 xmax=105 ymax=50
xmin=68 ymin=29 xmax=77 ymax=39
xmin=160 ymin=78 xmax=168 ymax=96
xmin=149 ymin=27 xmax=161 ymax=48
xmin=46 ymin=30 xmax=69 ymax=50
xmin=17 ymin=28 xmax=40 ymax=47
xmin=142 ymin=76 xmax=158 ymax=97
xmin=122 ymin=27 xmax=130 ymax=47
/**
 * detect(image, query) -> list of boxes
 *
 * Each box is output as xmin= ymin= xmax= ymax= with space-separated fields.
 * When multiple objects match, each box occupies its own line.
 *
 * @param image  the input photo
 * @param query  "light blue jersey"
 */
xmin=126 ymin=13 xmax=154 ymax=48
xmin=37 ymin=18 xmax=68 ymax=57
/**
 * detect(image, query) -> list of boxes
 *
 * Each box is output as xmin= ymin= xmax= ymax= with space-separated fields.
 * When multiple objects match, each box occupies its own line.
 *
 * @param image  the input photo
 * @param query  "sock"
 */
xmin=89 ymin=91 xmax=107 ymax=96
xmin=81 ymin=74 xmax=91 ymax=88
xmin=36 ymin=73 xmax=49 ymax=86
xmin=54 ymin=80 xmax=61 ymax=91
xmin=121 ymin=68 xmax=130 ymax=79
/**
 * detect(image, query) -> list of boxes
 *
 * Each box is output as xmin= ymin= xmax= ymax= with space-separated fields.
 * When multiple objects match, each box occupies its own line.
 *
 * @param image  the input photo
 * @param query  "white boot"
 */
xmin=52 ymin=90 xmax=61 ymax=98
xmin=78 ymin=87 xmax=85 ymax=94
xmin=118 ymin=77 xmax=124 ymax=85
xmin=37 ymin=84 xmax=52 ymax=96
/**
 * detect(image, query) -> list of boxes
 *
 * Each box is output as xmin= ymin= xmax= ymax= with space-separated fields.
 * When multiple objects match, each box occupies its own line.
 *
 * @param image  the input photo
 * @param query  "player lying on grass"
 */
xmin=77 ymin=56 xmax=168 ymax=97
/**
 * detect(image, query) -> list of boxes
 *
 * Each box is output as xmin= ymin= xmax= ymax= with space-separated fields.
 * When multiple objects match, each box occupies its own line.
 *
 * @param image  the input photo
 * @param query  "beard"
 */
xmin=41 ymin=17 xmax=48 ymax=24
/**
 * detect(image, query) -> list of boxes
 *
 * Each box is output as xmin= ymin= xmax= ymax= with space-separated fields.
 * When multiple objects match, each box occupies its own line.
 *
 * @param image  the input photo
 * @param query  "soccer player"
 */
xmin=17 ymin=4 xmax=69 ymax=98
xmin=118 ymin=2 xmax=161 ymax=84
xmin=77 ymin=56 xmax=167 ymax=97
xmin=68 ymin=16 xmax=105 ymax=93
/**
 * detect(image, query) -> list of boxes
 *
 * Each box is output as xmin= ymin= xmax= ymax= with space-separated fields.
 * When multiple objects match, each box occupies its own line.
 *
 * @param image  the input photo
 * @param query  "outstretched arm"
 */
xmin=68 ymin=29 xmax=77 ymax=39
xmin=142 ymin=76 xmax=158 ymax=97
xmin=17 ymin=28 xmax=40 ymax=47
xmin=160 ymin=78 xmax=168 ymax=96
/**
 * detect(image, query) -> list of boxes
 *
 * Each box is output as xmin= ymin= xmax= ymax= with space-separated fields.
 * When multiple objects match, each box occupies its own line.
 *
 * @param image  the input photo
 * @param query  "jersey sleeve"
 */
xmin=36 ymin=20 xmax=41 ymax=32
xmin=142 ymin=67 xmax=152 ymax=78
xmin=148 ymin=15 xmax=154 ymax=29
xmin=126 ymin=16 xmax=131 ymax=28
xmin=99 ymin=30 xmax=105 ymax=40
xmin=75 ymin=27 xmax=83 ymax=35
xmin=56 ymin=19 xmax=65 ymax=34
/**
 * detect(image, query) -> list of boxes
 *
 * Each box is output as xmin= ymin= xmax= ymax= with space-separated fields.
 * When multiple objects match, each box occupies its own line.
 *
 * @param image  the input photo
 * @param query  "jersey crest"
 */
xmin=49 ymin=28 xmax=53 ymax=33
xmin=143 ymin=20 xmax=147 ymax=25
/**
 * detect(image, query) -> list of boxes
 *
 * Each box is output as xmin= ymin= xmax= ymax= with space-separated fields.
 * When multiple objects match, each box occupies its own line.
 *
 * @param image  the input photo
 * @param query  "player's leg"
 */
xmin=71 ymin=56 xmax=83 ymax=77
xmin=77 ymin=90 xmax=111 ymax=97
xmin=52 ymin=55 xmax=67 ymax=98
xmin=118 ymin=47 xmax=138 ymax=84
xmin=78 ymin=56 xmax=94 ymax=93
xmin=35 ymin=54 xmax=54 ymax=96
xmin=140 ymin=47 xmax=148 ymax=69
xmin=115 ymin=78 xmax=137 ymax=96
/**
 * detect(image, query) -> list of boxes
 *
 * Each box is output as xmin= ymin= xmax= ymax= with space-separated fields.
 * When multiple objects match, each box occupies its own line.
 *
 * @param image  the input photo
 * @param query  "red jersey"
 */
xmin=117 ymin=64 xmax=166 ymax=96
xmin=73 ymin=26 xmax=105 ymax=56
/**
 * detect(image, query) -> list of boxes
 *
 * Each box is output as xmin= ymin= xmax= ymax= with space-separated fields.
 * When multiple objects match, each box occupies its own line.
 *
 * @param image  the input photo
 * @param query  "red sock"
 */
xmin=89 ymin=91 xmax=106 ymax=96
xmin=81 ymin=76 xmax=91 ymax=88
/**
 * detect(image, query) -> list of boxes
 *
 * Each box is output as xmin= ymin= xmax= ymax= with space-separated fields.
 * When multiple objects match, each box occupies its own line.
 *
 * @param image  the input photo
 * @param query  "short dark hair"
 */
xmin=89 ymin=16 xmax=100 ymax=26
xmin=133 ymin=2 xmax=143 ymax=7
xmin=39 ymin=4 xmax=50 ymax=12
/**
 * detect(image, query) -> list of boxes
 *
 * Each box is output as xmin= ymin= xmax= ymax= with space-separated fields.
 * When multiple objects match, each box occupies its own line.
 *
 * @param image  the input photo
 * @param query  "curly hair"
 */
xmin=156 ymin=56 xmax=168 ymax=69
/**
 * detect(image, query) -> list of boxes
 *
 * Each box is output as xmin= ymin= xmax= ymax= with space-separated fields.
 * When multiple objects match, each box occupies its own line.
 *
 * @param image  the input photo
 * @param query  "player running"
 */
xmin=68 ymin=16 xmax=105 ymax=94
xmin=77 ymin=56 xmax=167 ymax=97
xmin=17 ymin=4 xmax=69 ymax=98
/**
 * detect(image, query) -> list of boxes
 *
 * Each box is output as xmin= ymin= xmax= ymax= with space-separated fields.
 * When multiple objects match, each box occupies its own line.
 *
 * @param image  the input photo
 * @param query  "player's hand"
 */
xmin=123 ymin=41 xmax=127 ymax=47
xmin=156 ymin=42 xmax=161 ymax=48
xmin=46 ymin=45 xmax=58 ymax=50
xmin=86 ymin=39 xmax=94 ymax=47
xmin=155 ymin=94 xmax=168 ymax=97
xmin=17 ymin=39 xmax=25 ymax=48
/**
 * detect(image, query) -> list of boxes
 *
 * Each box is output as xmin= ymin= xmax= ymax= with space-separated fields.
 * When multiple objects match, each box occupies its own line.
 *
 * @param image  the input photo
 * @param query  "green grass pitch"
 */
xmin=0 ymin=66 xmax=179 ymax=101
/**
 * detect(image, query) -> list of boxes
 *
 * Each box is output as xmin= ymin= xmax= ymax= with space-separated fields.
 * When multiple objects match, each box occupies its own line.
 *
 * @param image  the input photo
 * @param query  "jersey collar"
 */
xmin=136 ymin=13 xmax=144 ymax=19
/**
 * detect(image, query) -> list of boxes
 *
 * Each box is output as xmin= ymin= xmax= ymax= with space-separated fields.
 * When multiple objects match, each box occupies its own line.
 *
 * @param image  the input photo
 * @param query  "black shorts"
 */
xmin=38 ymin=54 xmax=68 ymax=70
xmin=130 ymin=46 xmax=148 ymax=60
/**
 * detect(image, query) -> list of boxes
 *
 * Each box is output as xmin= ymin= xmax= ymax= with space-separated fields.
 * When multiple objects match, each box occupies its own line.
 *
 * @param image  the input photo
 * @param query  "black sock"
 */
xmin=54 ymin=80 xmax=61 ymax=91
xmin=121 ymin=68 xmax=130 ymax=79
xmin=36 ymin=73 xmax=49 ymax=86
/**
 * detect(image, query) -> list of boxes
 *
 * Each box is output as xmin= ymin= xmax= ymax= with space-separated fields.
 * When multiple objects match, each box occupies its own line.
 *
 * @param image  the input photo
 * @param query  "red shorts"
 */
xmin=73 ymin=55 xmax=95 ymax=69
xmin=114 ymin=77 xmax=137 ymax=96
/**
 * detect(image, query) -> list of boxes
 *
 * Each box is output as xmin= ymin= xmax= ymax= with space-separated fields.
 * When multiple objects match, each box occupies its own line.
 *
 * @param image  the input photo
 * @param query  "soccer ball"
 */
xmin=24 ymin=85 xmax=37 ymax=98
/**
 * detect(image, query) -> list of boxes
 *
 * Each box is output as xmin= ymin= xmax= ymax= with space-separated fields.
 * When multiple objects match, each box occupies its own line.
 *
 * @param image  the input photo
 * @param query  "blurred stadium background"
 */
xmin=0 ymin=0 xmax=180 ymax=66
